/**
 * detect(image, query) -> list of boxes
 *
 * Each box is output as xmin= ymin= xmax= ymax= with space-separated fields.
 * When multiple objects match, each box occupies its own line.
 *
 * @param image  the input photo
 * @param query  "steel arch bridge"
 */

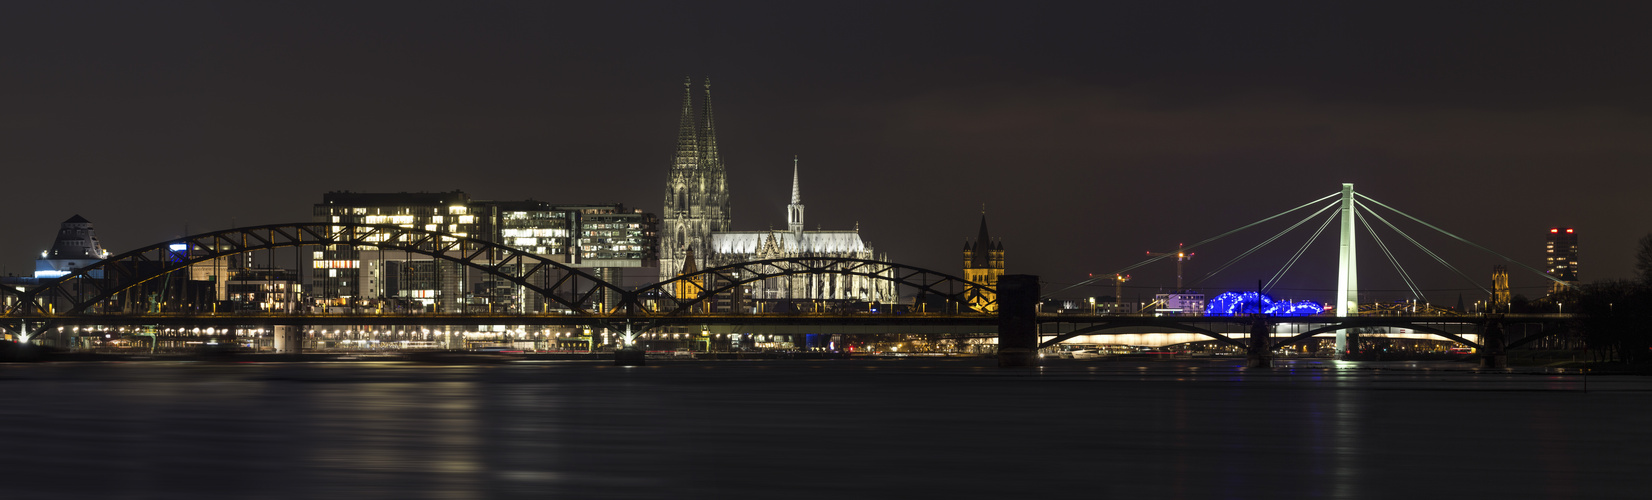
xmin=2 ymin=223 xmax=995 ymax=322
xmin=4 ymin=223 xmax=629 ymax=317
xmin=631 ymin=257 xmax=995 ymax=315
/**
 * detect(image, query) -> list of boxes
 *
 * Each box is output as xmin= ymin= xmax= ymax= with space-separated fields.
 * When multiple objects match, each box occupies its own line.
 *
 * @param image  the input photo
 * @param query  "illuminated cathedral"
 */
xmin=658 ymin=80 xmax=894 ymax=307
xmin=658 ymin=77 xmax=732 ymax=285
xmin=707 ymin=159 xmax=895 ymax=306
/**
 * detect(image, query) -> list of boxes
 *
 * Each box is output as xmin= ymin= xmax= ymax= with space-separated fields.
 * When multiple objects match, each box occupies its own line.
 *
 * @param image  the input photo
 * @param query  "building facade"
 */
xmin=311 ymin=191 xmax=657 ymax=313
xmin=312 ymin=191 xmax=477 ymax=311
xmin=963 ymin=213 xmax=1005 ymax=312
xmin=36 ymin=215 xmax=111 ymax=279
xmin=1492 ymin=264 xmax=1511 ymax=312
xmin=658 ymin=78 xmax=732 ymax=283
xmin=1546 ymin=227 xmax=1578 ymax=293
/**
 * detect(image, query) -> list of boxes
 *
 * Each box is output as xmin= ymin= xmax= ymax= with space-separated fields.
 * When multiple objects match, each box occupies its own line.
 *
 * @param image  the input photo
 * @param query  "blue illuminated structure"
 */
xmin=1206 ymin=291 xmax=1325 ymax=316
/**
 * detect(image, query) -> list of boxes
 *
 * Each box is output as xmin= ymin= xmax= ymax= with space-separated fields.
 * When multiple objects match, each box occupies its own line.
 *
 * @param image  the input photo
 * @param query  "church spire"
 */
xmin=673 ymin=76 xmax=699 ymax=171
xmin=971 ymin=210 xmax=993 ymax=268
xmin=791 ymin=156 xmax=801 ymax=204
xmin=787 ymin=156 xmax=805 ymax=235
xmin=700 ymin=77 xmax=731 ymax=233
xmin=700 ymin=78 xmax=721 ymax=172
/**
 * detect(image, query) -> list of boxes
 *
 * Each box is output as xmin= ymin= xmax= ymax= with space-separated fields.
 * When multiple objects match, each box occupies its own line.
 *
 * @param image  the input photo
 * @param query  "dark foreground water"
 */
xmin=1 ymin=359 xmax=1647 ymax=499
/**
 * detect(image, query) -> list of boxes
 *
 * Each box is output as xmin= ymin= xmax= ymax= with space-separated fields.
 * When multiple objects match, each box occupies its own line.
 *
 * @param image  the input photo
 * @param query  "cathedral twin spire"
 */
xmin=661 ymin=77 xmax=732 ymax=282
xmin=670 ymin=77 xmax=726 ymax=180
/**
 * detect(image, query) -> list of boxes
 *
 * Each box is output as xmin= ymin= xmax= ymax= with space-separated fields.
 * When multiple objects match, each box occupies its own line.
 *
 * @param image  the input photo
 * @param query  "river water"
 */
xmin=0 ymin=358 xmax=1646 ymax=499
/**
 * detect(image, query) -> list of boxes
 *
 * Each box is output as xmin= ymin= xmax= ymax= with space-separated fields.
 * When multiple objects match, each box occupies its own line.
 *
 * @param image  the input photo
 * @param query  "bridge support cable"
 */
xmin=1051 ymin=191 xmax=1340 ymax=297
xmin=1354 ymin=200 xmax=1490 ymax=296
xmin=1193 ymin=200 xmax=1341 ymax=287
xmin=1356 ymin=193 xmax=1569 ymax=287
xmin=1354 ymin=209 xmax=1428 ymax=303
xmin=1263 ymin=208 xmax=1341 ymax=292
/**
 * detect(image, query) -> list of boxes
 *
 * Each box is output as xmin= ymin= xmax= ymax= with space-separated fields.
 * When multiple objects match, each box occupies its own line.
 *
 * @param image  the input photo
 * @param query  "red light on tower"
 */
xmin=1550 ymin=228 xmax=1559 ymax=233
xmin=1567 ymin=228 xmax=1574 ymax=234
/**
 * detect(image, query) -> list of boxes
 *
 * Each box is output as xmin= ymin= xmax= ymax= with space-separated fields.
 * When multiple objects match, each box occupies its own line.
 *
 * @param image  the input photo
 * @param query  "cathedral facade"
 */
xmin=658 ymin=78 xmax=732 ymax=284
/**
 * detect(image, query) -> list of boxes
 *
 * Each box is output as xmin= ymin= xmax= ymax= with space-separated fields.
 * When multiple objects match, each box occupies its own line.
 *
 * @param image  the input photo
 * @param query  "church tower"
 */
xmin=963 ymin=211 xmax=1005 ymax=312
xmin=659 ymin=77 xmax=732 ymax=283
xmin=787 ymin=157 xmax=804 ymax=237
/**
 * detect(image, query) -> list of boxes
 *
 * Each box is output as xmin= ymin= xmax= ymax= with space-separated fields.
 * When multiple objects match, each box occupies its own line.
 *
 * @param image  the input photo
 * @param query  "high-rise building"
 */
xmin=963 ymin=212 xmax=1005 ymax=312
xmin=1546 ymin=227 xmax=1578 ymax=293
xmin=312 ymin=191 xmax=478 ymax=311
xmin=659 ymin=77 xmax=732 ymax=283
xmin=311 ymin=192 xmax=656 ymax=313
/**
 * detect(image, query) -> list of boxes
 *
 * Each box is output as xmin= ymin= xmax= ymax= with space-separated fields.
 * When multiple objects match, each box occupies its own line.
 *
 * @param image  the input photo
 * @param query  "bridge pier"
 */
xmin=1246 ymin=315 xmax=1272 ymax=368
xmin=273 ymin=325 xmax=303 ymax=355
xmin=614 ymin=322 xmax=645 ymax=366
xmin=997 ymin=275 xmax=1040 ymax=368
xmin=1479 ymin=318 xmax=1507 ymax=369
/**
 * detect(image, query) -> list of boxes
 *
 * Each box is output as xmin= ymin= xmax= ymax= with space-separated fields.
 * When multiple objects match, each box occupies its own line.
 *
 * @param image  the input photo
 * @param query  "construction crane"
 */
xmin=1147 ymin=243 xmax=1194 ymax=291
xmin=1086 ymin=272 xmax=1132 ymax=313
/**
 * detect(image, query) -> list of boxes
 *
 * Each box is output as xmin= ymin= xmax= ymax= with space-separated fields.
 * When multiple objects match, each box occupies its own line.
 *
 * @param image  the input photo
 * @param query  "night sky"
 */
xmin=4 ymin=2 xmax=1649 ymax=304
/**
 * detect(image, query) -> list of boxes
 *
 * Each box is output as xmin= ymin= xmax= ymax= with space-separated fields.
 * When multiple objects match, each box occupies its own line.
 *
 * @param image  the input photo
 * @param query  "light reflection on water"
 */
xmin=0 ymin=359 xmax=1647 ymax=499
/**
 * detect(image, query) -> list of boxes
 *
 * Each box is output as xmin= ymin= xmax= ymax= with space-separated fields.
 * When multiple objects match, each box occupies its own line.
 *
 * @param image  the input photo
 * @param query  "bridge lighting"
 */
xmin=1207 ymin=291 xmax=1324 ymax=317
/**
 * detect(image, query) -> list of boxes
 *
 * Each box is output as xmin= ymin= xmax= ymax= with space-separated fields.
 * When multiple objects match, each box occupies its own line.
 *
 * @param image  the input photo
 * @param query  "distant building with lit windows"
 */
xmin=1152 ymin=292 xmax=1206 ymax=316
xmin=310 ymin=192 xmax=656 ymax=313
xmin=1546 ymin=227 xmax=1578 ymax=293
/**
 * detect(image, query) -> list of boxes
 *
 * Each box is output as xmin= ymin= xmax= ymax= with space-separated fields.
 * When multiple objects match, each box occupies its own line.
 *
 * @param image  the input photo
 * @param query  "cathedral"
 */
xmin=708 ymin=159 xmax=895 ymax=305
xmin=657 ymin=77 xmax=732 ymax=284
xmin=659 ymin=80 xmax=895 ymax=308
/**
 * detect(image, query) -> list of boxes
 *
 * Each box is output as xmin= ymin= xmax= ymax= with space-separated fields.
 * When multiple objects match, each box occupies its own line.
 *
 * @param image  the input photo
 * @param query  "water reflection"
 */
xmin=0 ymin=360 xmax=1645 ymax=499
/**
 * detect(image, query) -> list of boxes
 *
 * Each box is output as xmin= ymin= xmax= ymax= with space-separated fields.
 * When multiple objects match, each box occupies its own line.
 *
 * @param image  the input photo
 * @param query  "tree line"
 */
xmin=1565 ymin=234 xmax=1652 ymax=365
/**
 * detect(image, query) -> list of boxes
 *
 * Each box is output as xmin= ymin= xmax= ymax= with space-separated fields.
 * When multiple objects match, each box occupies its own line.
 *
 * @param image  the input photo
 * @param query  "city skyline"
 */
xmin=3 ymin=2 xmax=1649 ymax=302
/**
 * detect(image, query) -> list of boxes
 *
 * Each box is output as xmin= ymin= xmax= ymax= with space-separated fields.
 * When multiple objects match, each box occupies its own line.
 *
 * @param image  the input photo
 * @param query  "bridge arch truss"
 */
xmin=5 ymin=223 xmax=629 ymax=317
xmin=627 ymin=257 xmax=995 ymax=316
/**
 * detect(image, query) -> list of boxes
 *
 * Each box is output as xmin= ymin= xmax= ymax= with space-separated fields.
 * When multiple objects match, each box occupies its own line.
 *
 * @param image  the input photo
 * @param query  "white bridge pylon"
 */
xmin=1335 ymin=183 xmax=1357 ymax=355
